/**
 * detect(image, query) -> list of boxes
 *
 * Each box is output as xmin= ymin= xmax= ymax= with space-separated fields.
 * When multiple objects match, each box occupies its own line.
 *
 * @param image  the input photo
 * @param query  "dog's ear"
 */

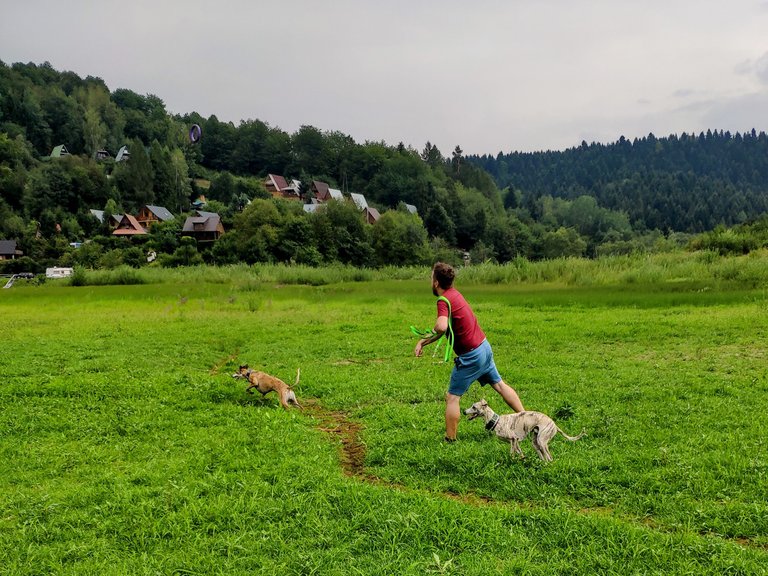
xmin=481 ymin=398 xmax=488 ymax=406
xmin=239 ymin=365 xmax=248 ymax=371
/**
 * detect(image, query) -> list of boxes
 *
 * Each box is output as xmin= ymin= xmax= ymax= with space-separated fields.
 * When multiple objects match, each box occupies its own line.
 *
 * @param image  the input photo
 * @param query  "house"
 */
xmin=364 ymin=207 xmax=381 ymax=224
xmin=405 ymin=204 xmax=418 ymax=215
xmin=136 ymin=205 xmax=174 ymax=229
xmin=0 ymin=240 xmax=22 ymax=260
xmin=182 ymin=211 xmax=224 ymax=243
xmin=95 ymin=149 xmax=111 ymax=161
xmin=282 ymin=179 xmax=303 ymax=200
xmin=311 ymin=180 xmax=331 ymax=202
xmin=350 ymin=193 xmax=368 ymax=211
xmin=50 ymin=145 xmax=70 ymax=158
xmin=112 ymin=214 xmax=147 ymax=236
xmin=328 ymin=188 xmax=344 ymax=201
xmin=303 ymin=204 xmax=320 ymax=214
xmin=265 ymin=174 xmax=289 ymax=197
xmin=115 ymin=146 xmax=130 ymax=162
xmin=265 ymin=174 xmax=302 ymax=200
xmin=90 ymin=209 xmax=123 ymax=229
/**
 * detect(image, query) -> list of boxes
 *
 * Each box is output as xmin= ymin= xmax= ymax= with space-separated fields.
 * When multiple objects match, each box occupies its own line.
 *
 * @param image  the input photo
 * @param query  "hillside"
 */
xmin=469 ymin=131 xmax=768 ymax=233
xmin=2 ymin=60 xmax=768 ymax=273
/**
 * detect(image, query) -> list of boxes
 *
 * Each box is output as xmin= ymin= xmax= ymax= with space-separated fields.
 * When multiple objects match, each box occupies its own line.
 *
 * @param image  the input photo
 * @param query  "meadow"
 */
xmin=1 ymin=252 xmax=767 ymax=575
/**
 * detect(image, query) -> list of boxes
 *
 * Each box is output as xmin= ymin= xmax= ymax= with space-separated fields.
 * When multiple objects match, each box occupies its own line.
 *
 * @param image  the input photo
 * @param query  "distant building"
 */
xmin=115 ymin=146 xmax=130 ymax=162
xmin=50 ymin=145 xmax=70 ymax=158
xmin=182 ymin=211 xmax=224 ymax=243
xmin=328 ymin=188 xmax=344 ymax=201
xmin=0 ymin=240 xmax=22 ymax=260
xmin=265 ymin=174 xmax=289 ymax=196
xmin=312 ymin=180 xmax=331 ymax=202
xmin=136 ymin=205 xmax=174 ymax=229
xmin=112 ymin=215 xmax=147 ymax=236
xmin=350 ymin=193 xmax=368 ymax=211
xmin=265 ymin=174 xmax=302 ymax=200
xmin=90 ymin=209 xmax=123 ymax=229
xmin=364 ymin=207 xmax=381 ymax=224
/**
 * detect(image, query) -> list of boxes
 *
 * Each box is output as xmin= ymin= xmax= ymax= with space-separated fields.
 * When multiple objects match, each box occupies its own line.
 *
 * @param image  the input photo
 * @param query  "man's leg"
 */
xmin=490 ymin=380 xmax=525 ymax=412
xmin=445 ymin=392 xmax=462 ymax=440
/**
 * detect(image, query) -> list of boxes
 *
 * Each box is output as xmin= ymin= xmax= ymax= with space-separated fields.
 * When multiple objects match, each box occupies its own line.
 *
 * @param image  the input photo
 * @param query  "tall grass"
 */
xmin=60 ymin=249 xmax=768 ymax=290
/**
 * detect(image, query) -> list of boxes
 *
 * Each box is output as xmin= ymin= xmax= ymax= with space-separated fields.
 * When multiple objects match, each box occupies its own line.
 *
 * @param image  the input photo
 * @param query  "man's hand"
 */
xmin=414 ymin=338 xmax=426 ymax=357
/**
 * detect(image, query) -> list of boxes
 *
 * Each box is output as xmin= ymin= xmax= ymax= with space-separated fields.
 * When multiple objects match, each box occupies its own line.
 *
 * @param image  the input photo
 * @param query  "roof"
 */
xmin=183 ymin=212 xmax=221 ymax=233
xmin=303 ymin=204 xmax=320 ymax=213
xmin=312 ymin=180 xmax=330 ymax=199
xmin=50 ymin=145 xmax=69 ymax=158
xmin=328 ymin=188 xmax=344 ymax=201
xmin=0 ymin=240 xmax=18 ymax=255
xmin=112 ymin=214 xmax=147 ymax=235
xmin=405 ymin=204 xmax=418 ymax=215
xmin=267 ymin=174 xmax=289 ymax=191
xmin=115 ymin=146 xmax=130 ymax=162
xmin=350 ymin=193 xmax=368 ymax=210
xmin=91 ymin=210 xmax=123 ymax=223
xmin=144 ymin=205 xmax=174 ymax=221
xmin=282 ymin=179 xmax=302 ymax=196
xmin=365 ymin=207 xmax=381 ymax=222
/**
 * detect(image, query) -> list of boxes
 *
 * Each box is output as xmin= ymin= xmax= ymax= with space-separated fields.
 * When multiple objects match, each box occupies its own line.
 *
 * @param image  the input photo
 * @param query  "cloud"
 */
xmin=755 ymin=52 xmax=768 ymax=84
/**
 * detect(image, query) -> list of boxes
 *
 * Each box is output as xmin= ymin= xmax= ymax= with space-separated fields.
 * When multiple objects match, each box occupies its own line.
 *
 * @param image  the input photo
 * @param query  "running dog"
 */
xmin=464 ymin=399 xmax=584 ymax=461
xmin=233 ymin=365 xmax=302 ymax=409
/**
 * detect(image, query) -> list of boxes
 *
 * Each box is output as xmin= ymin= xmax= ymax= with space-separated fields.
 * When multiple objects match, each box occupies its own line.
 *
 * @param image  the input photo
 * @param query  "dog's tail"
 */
xmin=557 ymin=427 xmax=586 ymax=442
xmin=288 ymin=368 xmax=302 ymax=408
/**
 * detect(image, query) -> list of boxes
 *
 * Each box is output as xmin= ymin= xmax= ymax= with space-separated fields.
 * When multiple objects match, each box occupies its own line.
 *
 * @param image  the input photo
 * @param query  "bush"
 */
xmin=0 ymin=256 xmax=42 ymax=274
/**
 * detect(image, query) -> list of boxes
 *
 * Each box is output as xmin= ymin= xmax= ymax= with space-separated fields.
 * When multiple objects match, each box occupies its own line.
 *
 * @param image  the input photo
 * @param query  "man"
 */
xmin=414 ymin=262 xmax=525 ymax=442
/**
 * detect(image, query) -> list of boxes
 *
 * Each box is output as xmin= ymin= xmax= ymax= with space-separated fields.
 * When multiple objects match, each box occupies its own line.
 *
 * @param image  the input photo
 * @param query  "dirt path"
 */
xmin=303 ymin=398 xmax=767 ymax=552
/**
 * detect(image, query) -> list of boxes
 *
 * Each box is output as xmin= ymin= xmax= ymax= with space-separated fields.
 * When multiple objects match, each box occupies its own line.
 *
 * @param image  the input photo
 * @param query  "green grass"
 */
xmin=1 ymin=263 xmax=767 ymax=574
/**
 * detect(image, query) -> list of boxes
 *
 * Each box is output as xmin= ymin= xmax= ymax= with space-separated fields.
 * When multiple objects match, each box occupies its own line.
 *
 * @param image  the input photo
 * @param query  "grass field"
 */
xmin=1 ymin=258 xmax=767 ymax=575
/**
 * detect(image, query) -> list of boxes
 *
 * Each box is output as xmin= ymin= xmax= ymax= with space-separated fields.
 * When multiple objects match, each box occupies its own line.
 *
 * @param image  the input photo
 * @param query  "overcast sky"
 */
xmin=3 ymin=1 xmax=768 ymax=155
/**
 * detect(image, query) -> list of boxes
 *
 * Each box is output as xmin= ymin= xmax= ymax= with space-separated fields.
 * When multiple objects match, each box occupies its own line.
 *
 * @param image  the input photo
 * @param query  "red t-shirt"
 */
xmin=437 ymin=287 xmax=486 ymax=355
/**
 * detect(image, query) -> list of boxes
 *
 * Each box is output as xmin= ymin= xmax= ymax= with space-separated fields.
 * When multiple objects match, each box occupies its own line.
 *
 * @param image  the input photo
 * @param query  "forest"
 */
xmin=2 ymin=59 xmax=768 ymax=273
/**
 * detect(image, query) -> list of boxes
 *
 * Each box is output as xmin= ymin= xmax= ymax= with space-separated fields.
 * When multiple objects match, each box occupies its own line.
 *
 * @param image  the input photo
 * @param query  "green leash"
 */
xmin=410 ymin=295 xmax=455 ymax=362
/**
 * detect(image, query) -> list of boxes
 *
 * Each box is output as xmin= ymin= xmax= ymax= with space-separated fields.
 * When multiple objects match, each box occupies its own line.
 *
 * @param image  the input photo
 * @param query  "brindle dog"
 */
xmin=464 ymin=399 xmax=584 ymax=461
xmin=233 ymin=365 xmax=302 ymax=409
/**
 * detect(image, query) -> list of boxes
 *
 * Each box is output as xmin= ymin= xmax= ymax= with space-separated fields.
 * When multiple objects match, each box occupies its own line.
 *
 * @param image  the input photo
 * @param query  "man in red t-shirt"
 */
xmin=414 ymin=262 xmax=525 ymax=442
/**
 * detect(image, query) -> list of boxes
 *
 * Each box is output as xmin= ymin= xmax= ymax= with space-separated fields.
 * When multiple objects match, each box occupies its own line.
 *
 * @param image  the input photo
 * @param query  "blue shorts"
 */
xmin=448 ymin=339 xmax=502 ymax=396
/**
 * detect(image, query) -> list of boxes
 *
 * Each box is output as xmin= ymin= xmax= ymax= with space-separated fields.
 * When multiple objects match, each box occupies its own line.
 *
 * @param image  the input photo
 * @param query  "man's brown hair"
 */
xmin=432 ymin=262 xmax=455 ymax=289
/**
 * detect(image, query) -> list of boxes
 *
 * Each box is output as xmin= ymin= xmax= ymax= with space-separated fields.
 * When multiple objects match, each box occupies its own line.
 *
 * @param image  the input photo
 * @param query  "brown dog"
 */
xmin=233 ymin=365 xmax=302 ymax=409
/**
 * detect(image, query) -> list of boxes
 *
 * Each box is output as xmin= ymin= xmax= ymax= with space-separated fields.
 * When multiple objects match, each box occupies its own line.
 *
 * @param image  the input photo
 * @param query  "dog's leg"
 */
xmin=531 ymin=430 xmax=549 ymax=461
xmin=277 ymin=388 xmax=292 ymax=410
xmin=510 ymin=438 xmax=525 ymax=459
xmin=533 ymin=437 xmax=553 ymax=461
xmin=536 ymin=426 xmax=558 ymax=462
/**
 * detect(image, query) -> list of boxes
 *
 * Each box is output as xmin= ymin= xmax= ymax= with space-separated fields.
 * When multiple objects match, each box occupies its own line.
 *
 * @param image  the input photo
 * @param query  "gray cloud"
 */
xmin=2 ymin=0 xmax=768 ymax=154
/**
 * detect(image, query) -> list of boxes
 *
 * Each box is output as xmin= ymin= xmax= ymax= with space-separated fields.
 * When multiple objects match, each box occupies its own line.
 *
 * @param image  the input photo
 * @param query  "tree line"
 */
xmin=2 ymin=60 xmax=768 ymax=275
xmin=469 ymin=130 xmax=768 ymax=233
